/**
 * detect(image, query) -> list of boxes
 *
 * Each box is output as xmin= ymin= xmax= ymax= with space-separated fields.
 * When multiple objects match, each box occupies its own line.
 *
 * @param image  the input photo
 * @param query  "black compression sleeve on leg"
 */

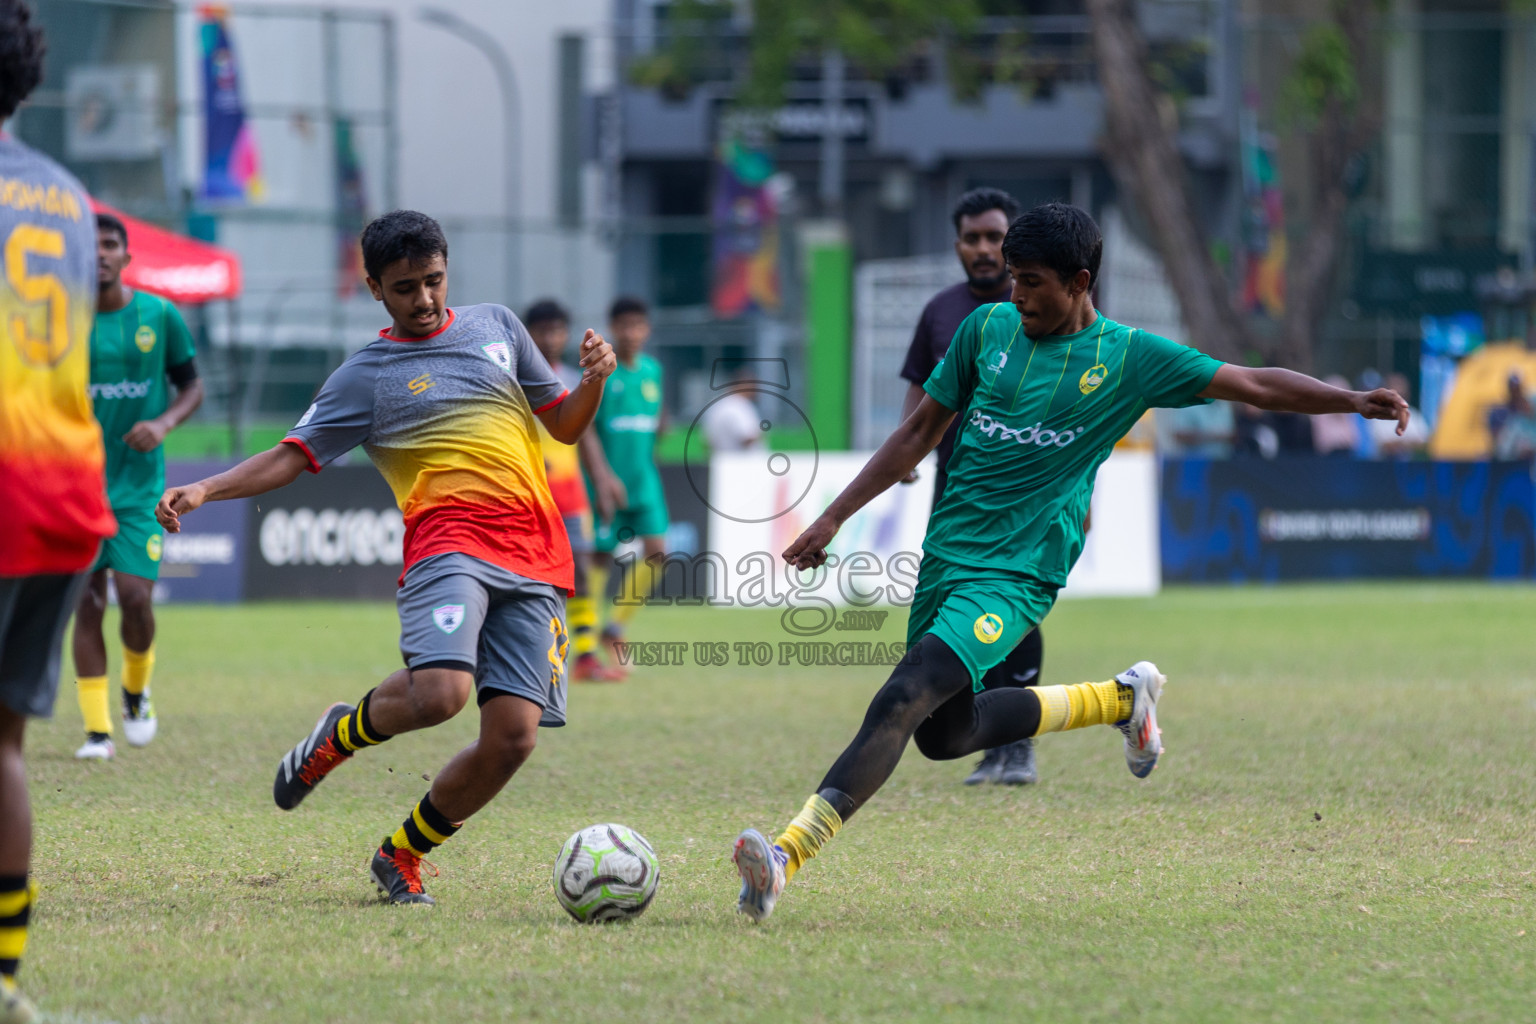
xmin=815 ymin=634 xmax=972 ymax=820
xmin=978 ymin=626 xmax=1044 ymax=691
xmin=816 ymin=787 xmax=856 ymax=821
xmin=914 ymin=680 xmax=1043 ymax=761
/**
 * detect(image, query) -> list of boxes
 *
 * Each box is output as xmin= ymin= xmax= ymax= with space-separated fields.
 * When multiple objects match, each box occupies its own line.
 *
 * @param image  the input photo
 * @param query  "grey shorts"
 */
xmin=397 ymin=553 xmax=569 ymax=727
xmin=0 ymin=572 xmax=91 ymax=718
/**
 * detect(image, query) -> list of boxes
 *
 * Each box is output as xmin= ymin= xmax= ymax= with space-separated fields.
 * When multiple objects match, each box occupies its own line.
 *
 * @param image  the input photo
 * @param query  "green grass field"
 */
xmin=22 ymin=584 xmax=1536 ymax=1023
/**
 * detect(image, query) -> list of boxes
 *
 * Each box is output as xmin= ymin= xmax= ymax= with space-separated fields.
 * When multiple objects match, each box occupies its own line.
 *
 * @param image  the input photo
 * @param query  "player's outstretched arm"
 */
xmin=539 ymin=329 xmax=617 ymax=444
xmin=156 ymin=443 xmax=310 ymax=533
xmin=1200 ymin=365 xmax=1410 ymax=436
xmin=783 ymin=395 xmax=956 ymax=570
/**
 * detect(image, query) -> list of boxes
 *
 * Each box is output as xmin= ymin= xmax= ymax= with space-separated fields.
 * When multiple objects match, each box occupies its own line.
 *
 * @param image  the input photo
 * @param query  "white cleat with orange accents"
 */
xmin=732 ymin=828 xmax=787 ymax=923
xmin=1115 ymin=661 xmax=1165 ymax=778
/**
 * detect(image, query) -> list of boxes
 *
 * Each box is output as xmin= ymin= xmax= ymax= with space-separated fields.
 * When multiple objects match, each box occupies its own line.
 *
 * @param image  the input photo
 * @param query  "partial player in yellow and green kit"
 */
xmin=730 ymin=203 xmax=1415 ymax=923
xmin=587 ymin=295 xmax=669 ymax=656
xmin=70 ymin=212 xmax=204 ymax=761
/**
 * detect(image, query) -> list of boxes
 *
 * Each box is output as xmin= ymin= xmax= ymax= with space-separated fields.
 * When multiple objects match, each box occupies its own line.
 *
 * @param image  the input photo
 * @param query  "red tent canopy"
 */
xmin=89 ymin=199 xmax=243 ymax=304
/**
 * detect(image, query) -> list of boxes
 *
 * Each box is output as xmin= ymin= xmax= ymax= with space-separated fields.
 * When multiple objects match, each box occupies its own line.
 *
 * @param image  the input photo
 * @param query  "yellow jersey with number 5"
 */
xmin=0 ymin=135 xmax=113 ymax=575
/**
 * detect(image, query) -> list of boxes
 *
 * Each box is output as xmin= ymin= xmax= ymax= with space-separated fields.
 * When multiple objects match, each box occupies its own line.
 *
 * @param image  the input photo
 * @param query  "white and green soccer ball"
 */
xmin=552 ymin=823 xmax=659 ymax=923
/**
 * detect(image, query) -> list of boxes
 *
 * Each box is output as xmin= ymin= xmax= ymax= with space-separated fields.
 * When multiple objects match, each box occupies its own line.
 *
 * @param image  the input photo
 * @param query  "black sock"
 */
xmin=333 ymin=689 xmax=390 ymax=754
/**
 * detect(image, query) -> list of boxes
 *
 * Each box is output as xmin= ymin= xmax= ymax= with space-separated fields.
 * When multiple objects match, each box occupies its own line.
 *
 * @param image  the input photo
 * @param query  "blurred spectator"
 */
xmin=1312 ymin=375 xmax=1359 ymax=456
xmin=1272 ymin=411 xmax=1315 ymax=455
xmin=1489 ymin=372 xmax=1536 ymax=459
xmin=700 ymin=370 xmax=763 ymax=451
xmin=1234 ymin=403 xmax=1279 ymax=458
xmin=1155 ymin=401 xmax=1234 ymax=458
xmin=1368 ymin=372 xmax=1430 ymax=458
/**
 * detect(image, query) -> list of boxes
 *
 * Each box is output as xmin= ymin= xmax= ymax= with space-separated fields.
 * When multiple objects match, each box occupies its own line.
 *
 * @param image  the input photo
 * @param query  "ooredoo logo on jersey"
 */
xmin=968 ymin=410 xmax=1083 ymax=449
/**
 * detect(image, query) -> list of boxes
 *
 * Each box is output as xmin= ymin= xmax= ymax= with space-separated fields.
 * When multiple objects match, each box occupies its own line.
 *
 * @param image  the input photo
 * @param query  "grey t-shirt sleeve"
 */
xmin=283 ymin=349 xmax=378 ymax=471
xmin=486 ymin=304 xmax=568 ymax=412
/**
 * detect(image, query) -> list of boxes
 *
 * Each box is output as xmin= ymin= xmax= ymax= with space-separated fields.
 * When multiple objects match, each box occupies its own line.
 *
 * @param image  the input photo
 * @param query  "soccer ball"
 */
xmin=552 ymin=823 xmax=659 ymax=923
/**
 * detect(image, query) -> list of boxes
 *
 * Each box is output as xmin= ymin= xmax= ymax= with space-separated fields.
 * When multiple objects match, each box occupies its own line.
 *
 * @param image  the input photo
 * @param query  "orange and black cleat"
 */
xmin=370 ymin=843 xmax=436 ymax=905
xmin=273 ymin=702 xmax=353 ymax=810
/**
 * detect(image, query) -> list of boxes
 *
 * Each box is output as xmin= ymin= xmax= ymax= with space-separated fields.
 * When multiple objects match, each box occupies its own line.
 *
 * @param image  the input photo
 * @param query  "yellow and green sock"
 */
xmin=386 ymin=792 xmax=462 ymax=859
xmin=75 ymin=675 xmax=111 ymax=737
xmin=0 ymin=876 xmax=36 ymax=985
xmin=773 ymin=793 xmax=844 ymax=883
xmin=1031 ymin=679 xmax=1134 ymax=735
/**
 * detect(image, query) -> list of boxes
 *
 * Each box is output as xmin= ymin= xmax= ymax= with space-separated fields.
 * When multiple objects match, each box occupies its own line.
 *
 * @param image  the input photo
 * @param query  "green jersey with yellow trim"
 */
xmin=594 ymin=353 xmax=664 ymax=486
xmin=923 ymin=306 xmax=1222 ymax=585
xmin=90 ymin=289 xmax=196 ymax=509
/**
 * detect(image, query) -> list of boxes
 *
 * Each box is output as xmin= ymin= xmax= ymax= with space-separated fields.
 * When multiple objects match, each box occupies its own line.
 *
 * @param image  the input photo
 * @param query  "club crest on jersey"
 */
xmin=986 ymin=352 xmax=1008 ymax=374
xmin=973 ymin=613 xmax=1005 ymax=644
xmin=432 ymin=604 xmax=466 ymax=634
xmin=482 ymin=342 xmax=513 ymax=373
xmin=1079 ymin=363 xmax=1108 ymax=395
xmin=641 ymin=379 xmax=660 ymax=403
xmin=135 ymin=325 xmax=157 ymax=353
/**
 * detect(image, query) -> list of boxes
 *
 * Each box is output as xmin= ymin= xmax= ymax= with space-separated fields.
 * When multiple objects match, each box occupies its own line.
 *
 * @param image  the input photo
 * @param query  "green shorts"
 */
xmin=593 ymin=477 xmax=670 ymax=552
xmin=906 ymin=553 xmax=1058 ymax=692
xmin=92 ymin=506 xmax=164 ymax=581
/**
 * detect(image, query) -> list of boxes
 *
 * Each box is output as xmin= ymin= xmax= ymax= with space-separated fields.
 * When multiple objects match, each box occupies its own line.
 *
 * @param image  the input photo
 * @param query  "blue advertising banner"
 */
xmin=1161 ymin=458 xmax=1536 ymax=582
xmin=159 ymin=461 xmax=245 ymax=602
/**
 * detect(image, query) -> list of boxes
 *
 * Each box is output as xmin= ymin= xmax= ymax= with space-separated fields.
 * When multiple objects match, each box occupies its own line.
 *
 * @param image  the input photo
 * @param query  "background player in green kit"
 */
xmin=71 ymin=213 xmax=203 ymax=761
xmin=731 ymin=203 xmax=1411 ymax=923
xmin=588 ymin=296 xmax=668 ymax=658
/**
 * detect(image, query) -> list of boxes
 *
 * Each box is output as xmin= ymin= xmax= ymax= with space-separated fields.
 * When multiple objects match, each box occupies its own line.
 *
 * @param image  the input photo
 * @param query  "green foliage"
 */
xmin=1279 ymin=21 xmax=1358 ymax=129
xmin=631 ymin=0 xmax=986 ymax=108
xmin=25 ymin=586 xmax=1536 ymax=1021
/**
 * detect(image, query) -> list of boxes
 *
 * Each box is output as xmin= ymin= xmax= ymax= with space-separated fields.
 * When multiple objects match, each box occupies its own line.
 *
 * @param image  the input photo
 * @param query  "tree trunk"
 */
xmin=1275 ymin=4 xmax=1376 ymax=374
xmin=1084 ymin=0 xmax=1254 ymax=363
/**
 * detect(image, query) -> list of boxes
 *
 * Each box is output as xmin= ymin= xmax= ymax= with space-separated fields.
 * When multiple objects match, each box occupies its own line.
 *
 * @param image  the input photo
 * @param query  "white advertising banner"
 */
xmin=706 ymin=450 xmax=937 ymax=610
xmin=1059 ymin=449 xmax=1161 ymax=598
xmin=705 ymin=448 xmax=1159 ymax=608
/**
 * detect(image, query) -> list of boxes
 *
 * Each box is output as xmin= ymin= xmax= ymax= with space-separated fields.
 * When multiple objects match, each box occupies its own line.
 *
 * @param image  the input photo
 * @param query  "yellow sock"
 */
xmin=568 ymin=595 xmax=598 ymax=656
xmin=122 ymin=645 xmax=155 ymax=696
xmin=773 ymin=794 xmax=843 ymax=883
xmin=588 ymin=565 xmax=611 ymax=631
xmin=611 ymin=557 xmax=658 ymax=628
xmin=75 ymin=676 xmax=111 ymax=735
xmin=1032 ymin=680 xmax=1134 ymax=735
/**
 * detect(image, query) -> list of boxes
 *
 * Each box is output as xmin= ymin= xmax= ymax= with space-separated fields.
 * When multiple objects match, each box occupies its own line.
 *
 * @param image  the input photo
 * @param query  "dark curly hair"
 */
xmin=359 ymin=210 xmax=448 ymax=281
xmin=0 ymin=0 xmax=46 ymax=122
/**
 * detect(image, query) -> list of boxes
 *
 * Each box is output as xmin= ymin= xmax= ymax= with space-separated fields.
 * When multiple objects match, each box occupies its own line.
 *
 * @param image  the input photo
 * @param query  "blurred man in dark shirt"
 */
xmin=897 ymin=188 xmax=1046 ymax=787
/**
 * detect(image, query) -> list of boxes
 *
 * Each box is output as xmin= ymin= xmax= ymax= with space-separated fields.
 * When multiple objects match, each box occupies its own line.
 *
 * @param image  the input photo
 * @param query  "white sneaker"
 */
xmin=1 ymin=976 xmax=37 ymax=1024
xmin=733 ymin=828 xmax=786 ymax=923
xmin=1115 ymin=661 xmax=1165 ymax=779
xmin=74 ymin=734 xmax=115 ymax=761
xmin=122 ymin=688 xmax=157 ymax=747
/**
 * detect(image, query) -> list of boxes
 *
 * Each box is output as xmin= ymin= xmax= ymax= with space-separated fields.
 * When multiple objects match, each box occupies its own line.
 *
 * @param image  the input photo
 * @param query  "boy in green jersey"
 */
xmin=71 ymin=213 xmax=203 ymax=760
xmin=587 ymin=296 xmax=669 ymax=662
xmin=732 ymin=203 xmax=1411 ymax=923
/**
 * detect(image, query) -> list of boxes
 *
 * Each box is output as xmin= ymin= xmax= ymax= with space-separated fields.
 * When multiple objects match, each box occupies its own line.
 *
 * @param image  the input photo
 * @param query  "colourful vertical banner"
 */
xmin=199 ymin=4 xmax=264 ymax=203
xmin=711 ymin=138 xmax=781 ymax=318
xmin=1240 ymin=93 xmax=1283 ymax=318
xmin=334 ymin=117 xmax=367 ymax=296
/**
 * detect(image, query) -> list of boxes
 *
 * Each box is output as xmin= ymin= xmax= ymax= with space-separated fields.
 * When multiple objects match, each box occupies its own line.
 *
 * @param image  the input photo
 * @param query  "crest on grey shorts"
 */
xmin=433 ymin=604 xmax=466 ymax=634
